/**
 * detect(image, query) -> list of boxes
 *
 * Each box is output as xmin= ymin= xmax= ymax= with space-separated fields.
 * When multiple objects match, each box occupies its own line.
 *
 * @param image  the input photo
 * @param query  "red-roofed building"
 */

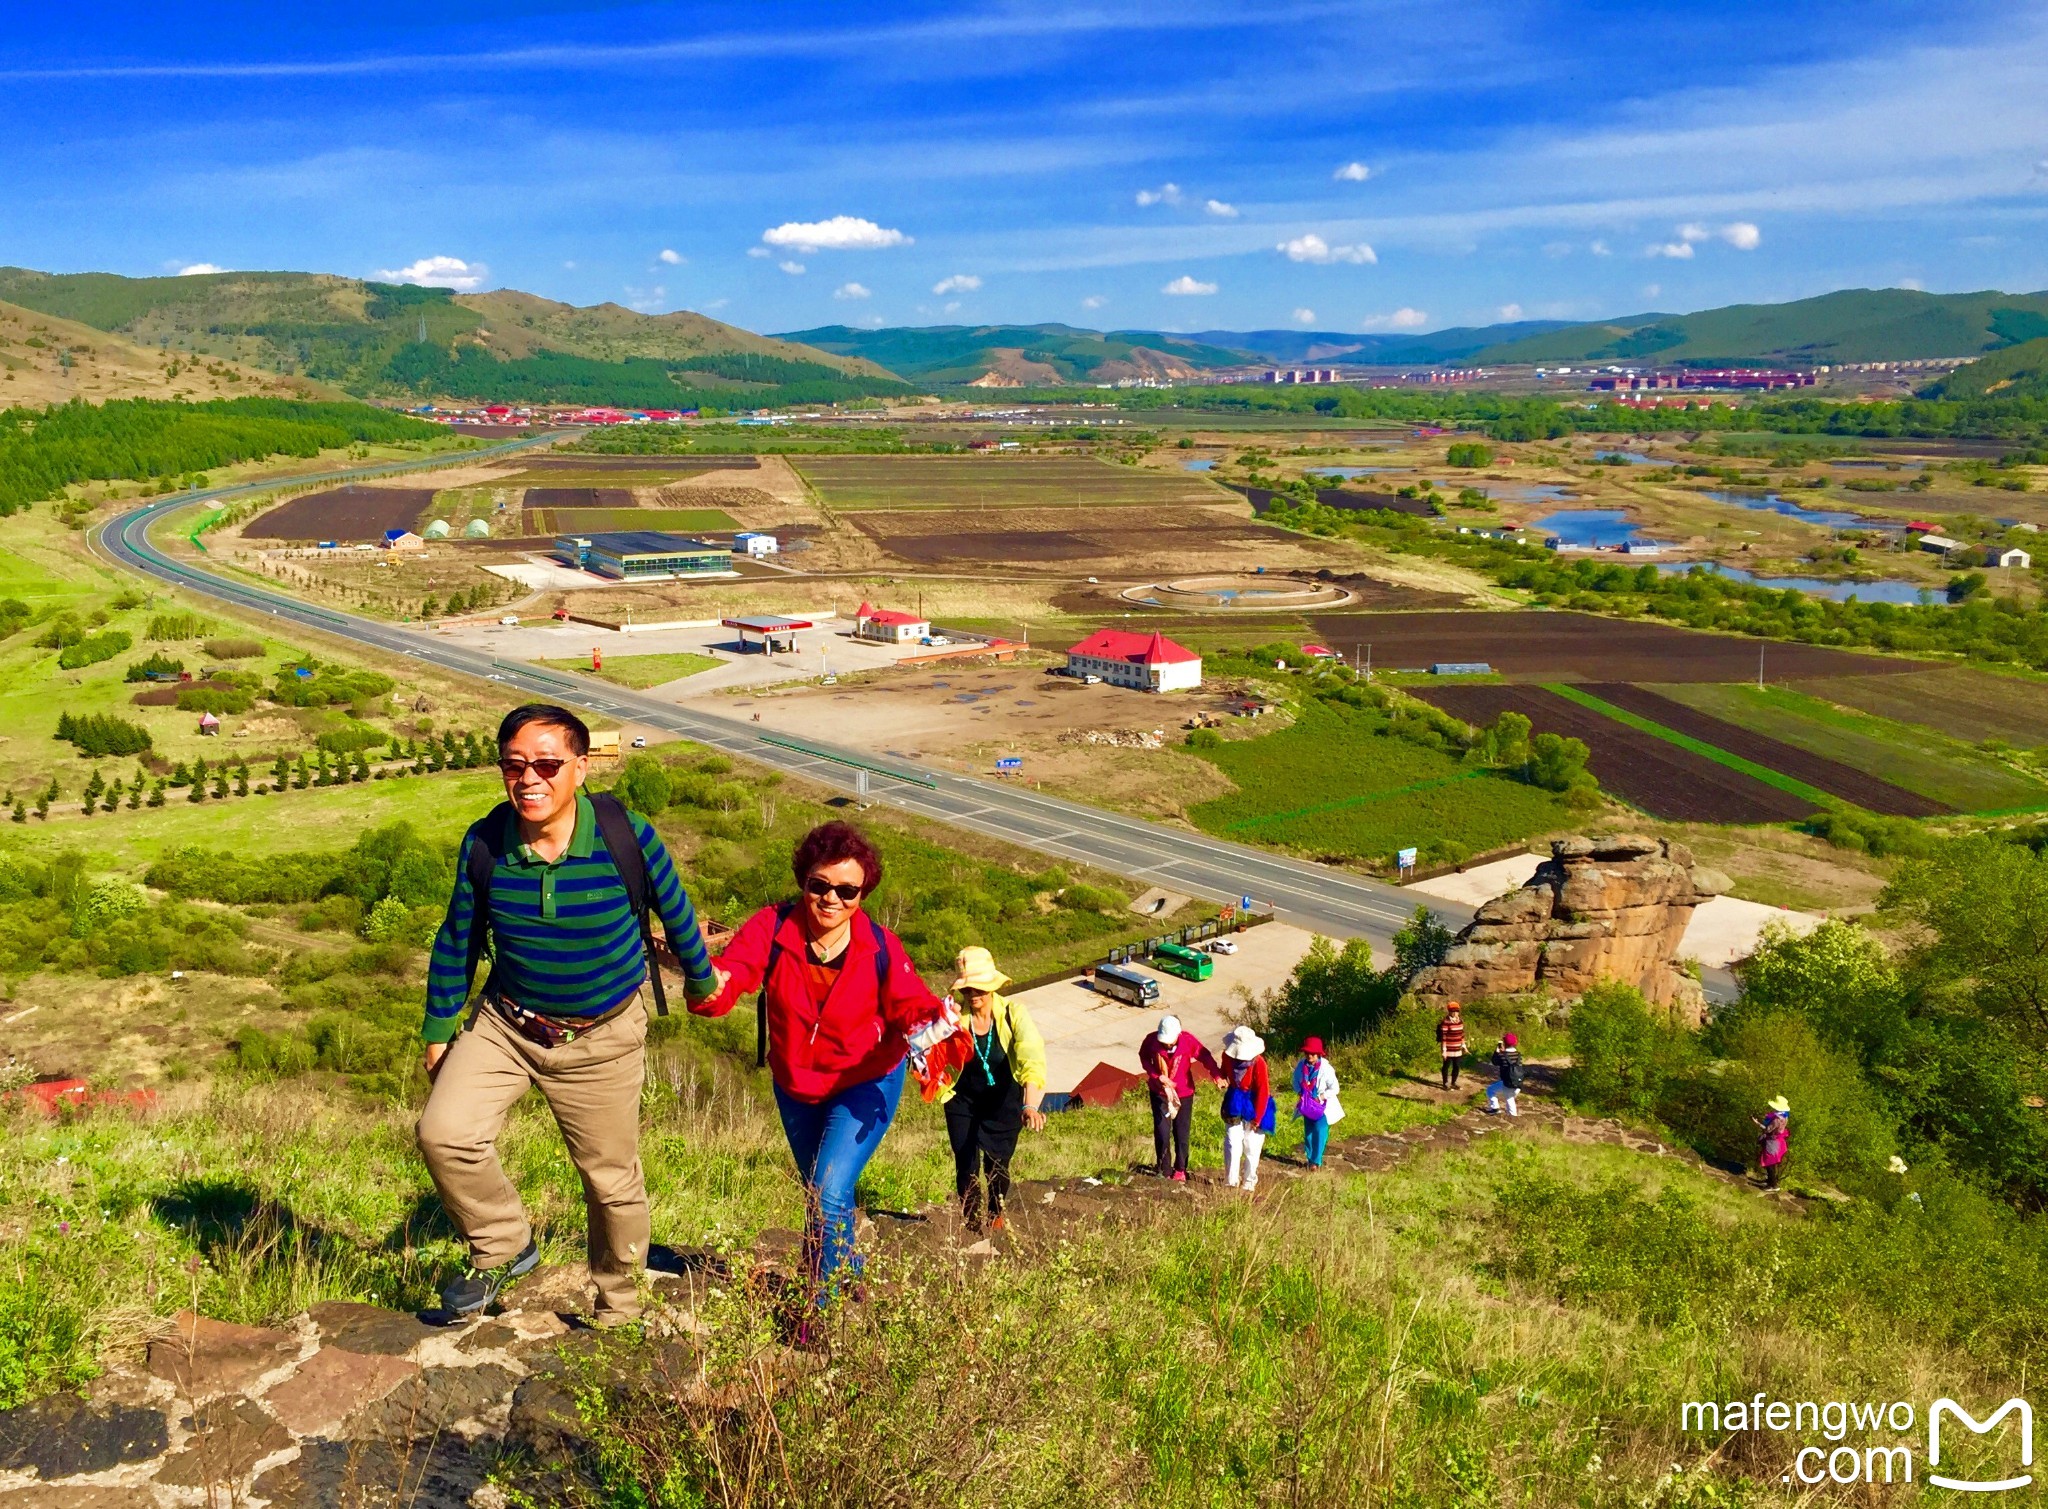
xmin=1066 ymin=628 xmax=1203 ymax=692
xmin=853 ymin=602 xmax=931 ymax=644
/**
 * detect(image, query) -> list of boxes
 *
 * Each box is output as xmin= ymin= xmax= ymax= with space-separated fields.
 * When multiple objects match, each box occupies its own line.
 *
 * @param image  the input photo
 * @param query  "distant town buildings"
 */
xmin=1065 ymin=629 xmax=1203 ymax=692
xmin=1588 ymin=369 xmax=1816 ymax=393
xmin=1261 ymin=368 xmax=1341 ymax=384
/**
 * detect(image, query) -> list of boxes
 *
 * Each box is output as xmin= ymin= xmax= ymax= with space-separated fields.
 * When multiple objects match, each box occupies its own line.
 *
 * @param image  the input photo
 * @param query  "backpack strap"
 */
xmin=758 ymin=902 xmax=797 ymax=1068
xmin=588 ymin=790 xmax=666 ymax=1017
xmin=462 ymin=803 xmax=514 ymax=1001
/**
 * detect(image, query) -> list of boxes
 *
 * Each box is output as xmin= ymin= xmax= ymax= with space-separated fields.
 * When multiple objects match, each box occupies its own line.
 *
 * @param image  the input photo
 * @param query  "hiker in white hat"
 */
xmin=920 ymin=946 xmax=1048 ymax=1236
xmin=1140 ymin=1014 xmax=1222 ymax=1183
xmin=1219 ymin=1025 xmax=1275 ymax=1191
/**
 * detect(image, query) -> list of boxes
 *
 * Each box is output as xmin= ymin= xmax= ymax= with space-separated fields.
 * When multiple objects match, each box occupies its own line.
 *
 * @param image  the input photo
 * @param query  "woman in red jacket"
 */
xmin=693 ymin=822 xmax=946 ymax=1303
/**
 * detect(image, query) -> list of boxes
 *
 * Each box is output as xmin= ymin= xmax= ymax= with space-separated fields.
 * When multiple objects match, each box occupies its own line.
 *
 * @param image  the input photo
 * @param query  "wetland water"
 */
xmin=1657 ymin=562 xmax=1934 ymax=604
xmin=1699 ymin=489 xmax=1904 ymax=531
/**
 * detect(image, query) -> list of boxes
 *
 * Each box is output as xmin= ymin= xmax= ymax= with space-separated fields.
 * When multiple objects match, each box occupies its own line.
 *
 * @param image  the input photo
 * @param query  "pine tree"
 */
xmin=352 ymin=751 xmax=369 ymax=783
xmin=272 ymin=755 xmax=290 ymax=787
xmin=212 ymin=771 xmax=228 ymax=799
xmin=170 ymin=761 xmax=190 ymax=788
xmin=127 ymin=781 xmax=141 ymax=810
xmin=188 ymin=778 xmax=205 ymax=802
xmin=9 ymin=801 xmax=23 ymax=824
xmin=235 ymin=763 xmax=249 ymax=797
xmin=192 ymin=757 xmax=209 ymax=786
xmin=147 ymin=780 xmax=165 ymax=808
xmin=294 ymin=755 xmax=310 ymax=790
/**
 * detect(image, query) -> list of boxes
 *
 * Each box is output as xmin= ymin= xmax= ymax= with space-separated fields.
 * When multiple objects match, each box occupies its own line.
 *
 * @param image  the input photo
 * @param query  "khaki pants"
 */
xmin=417 ymin=995 xmax=650 ymax=1320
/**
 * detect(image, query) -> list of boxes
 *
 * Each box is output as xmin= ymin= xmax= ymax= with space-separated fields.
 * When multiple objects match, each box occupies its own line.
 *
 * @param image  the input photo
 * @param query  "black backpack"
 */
xmin=753 ymin=901 xmax=891 ymax=1069
xmin=461 ymin=790 xmax=669 ymax=1018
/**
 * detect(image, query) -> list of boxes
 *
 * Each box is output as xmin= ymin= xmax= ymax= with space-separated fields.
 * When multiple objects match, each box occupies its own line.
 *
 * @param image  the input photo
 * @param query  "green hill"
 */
xmin=1475 ymin=287 xmax=2048 ymax=366
xmin=1924 ymin=335 xmax=2048 ymax=399
xmin=0 ymin=268 xmax=907 ymax=409
xmin=776 ymin=323 xmax=1253 ymax=385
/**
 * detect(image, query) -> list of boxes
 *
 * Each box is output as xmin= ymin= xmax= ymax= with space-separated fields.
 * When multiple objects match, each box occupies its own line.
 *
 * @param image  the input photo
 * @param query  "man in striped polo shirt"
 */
xmin=417 ymin=704 xmax=723 ymax=1324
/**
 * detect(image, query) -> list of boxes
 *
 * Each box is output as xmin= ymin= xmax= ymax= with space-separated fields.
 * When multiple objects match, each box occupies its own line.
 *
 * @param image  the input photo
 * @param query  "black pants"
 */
xmin=1441 ymin=1054 xmax=1462 ymax=1089
xmin=947 ymin=1085 xmax=1023 ymax=1226
xmin=1151 ymin=1089 xmax=1193 ymax=1175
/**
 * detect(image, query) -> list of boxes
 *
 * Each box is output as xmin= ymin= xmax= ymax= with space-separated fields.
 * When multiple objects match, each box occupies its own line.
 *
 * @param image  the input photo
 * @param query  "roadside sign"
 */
xmin=1396 ymin=847 xmax=1418 ymax=874
xmin=1240 ymin=895 xmax=1253 ymax=911
xmin=996 ymin=756 xmax=1023 ymax=772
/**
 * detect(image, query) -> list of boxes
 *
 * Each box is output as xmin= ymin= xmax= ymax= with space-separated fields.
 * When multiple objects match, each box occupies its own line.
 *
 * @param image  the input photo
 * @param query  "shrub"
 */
xmin=1056 ymin=883 xmax=1123 ymax=913
xmin=313 ymin=724 xmax=390 ymax=755
xmin=1559 ymin=980 xmax=1697 ymax=1119
xmin=1184 ymin=727 xmax=1222 ymax=749
xmin=54 ymin=712 xmax=152 ymax=757
xmin=145 ymin=612 xmax=211 ymax=641
xmin=70 ymin=879 xmax=148 ymax=937
xmin=177 ymin=684 xmax=255 ymax=715
xmin=360 ymin=895 xmax=415 ymax=943
xmin=1445 ymin=441 xmax=1495 ymax=468
xmin=56 ymin=630 xmax=131 ymax=670
xmin=204 ymin=637 xmax=264 ymax=659
xmin=614 ymin=754 xmax=672 ymax=816
xmin=123 ymin=651 xmax=184 ymax=682
xmin=1251 ymin=935 xmax=1403 ymax=1050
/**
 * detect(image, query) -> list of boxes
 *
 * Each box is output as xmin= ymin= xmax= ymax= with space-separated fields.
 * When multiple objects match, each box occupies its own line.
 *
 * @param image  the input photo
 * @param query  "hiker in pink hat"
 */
xmin=1486 ymin=1032 xmax=1524 ymax=1117
xmin=1292 ymin=1037 xmax=1344 ymax=1168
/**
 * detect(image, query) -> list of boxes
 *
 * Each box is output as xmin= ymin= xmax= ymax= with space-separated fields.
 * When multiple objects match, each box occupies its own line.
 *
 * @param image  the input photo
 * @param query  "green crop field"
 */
xmin=1187 ymin=697 xmax=1572 ymax=867
xmin=1653 ymin=680 xmax=2048 ymax=813
xmin=521 ymin=507 xmax=741 ymax=536
xmin=795 ymin=455 xmax=1230 ymax=511
xmin=1787 ymin=666 xmax=2048 ymax=750
xmin=539 ymin=650 xmax=721 ymax=689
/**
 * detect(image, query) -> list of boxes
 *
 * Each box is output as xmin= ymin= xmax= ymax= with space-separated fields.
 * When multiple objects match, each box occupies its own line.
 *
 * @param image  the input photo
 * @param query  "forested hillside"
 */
xmin=1927 ymin=335 xmax=2048 ymax=400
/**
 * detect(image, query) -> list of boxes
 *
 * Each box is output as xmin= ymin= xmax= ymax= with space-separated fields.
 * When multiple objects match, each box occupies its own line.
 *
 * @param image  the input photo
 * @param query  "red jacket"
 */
xmin=1140 ymin=1032 xmax=1221 ymax=1099
xmin=1223 ymin=1055 xmax=1272 ymax=1127
xmin=693 ymin=904 xmax=942 ymax=1103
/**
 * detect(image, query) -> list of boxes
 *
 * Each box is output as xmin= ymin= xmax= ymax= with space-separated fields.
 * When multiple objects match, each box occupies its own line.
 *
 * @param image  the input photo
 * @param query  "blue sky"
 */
xmin=4 ymin=1 xmax=2047 ymax=338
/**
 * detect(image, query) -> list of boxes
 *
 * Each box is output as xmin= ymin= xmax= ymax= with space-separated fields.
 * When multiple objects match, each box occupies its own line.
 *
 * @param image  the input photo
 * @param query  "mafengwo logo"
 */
xmin=1681 ymin=1395 xmax=2032 ymax=1489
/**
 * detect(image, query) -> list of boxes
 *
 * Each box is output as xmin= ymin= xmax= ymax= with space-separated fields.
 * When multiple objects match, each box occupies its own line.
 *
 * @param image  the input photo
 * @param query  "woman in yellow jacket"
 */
xmin=931 ymin=946 xmax=1048 ymax=1234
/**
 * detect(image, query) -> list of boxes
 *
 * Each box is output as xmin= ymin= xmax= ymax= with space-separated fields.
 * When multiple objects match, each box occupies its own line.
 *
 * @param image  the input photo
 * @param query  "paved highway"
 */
xmin=90 ymin=450 xmax=1466 ymax=952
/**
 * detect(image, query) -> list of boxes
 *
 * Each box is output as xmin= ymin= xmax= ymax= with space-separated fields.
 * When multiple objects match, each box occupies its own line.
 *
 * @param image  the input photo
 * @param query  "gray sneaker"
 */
xmin=440 ymin=1239 xmax=540 ymax=1317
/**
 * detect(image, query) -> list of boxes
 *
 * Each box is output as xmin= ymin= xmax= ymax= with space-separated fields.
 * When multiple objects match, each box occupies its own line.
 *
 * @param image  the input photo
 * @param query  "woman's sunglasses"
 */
xmin=804 ymin=877 xmax=863 ymax=904
xmin=499 ymin=757 xmax=569 ymax=780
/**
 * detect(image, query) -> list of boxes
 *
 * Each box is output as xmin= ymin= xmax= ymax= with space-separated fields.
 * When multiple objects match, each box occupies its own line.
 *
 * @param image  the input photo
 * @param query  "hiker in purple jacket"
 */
xmin=1753 ymin=1096 xmax=1791 ymax=1189
xmin=1140 ymin=1015 xmax=1222 ymax=1182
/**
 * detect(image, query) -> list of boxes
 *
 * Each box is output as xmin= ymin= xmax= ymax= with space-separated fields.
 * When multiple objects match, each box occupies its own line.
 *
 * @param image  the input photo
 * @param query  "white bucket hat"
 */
xmin=1155 ymin=1014 xmax=1182 ymax=1045
xmin=1223 ymin=1026 xmax=1266 ymax=1061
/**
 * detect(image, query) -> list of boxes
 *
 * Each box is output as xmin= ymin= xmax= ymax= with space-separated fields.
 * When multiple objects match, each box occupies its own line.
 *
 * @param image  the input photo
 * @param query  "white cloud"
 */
xmin=1542 ymin=241 xmax=1573 ymax=258
xmin=1362 ymin=308 xmax=1428 ymax=331
xmin=1162 ymin=274 xmax=1217 ymax=296
xmin=943 ymin=300 xmax=961 ymax=313
xmin=1721 ymin=221 xmax=1763 ymax=250
xmin=1334 ymin=161 xmax=1372 ymax=182
xmin=932 ymin=273 xmax=981 ymax=295
xmin=760 ymin=215 xmax=910 ymax=253
xmin=562 ymin=260 xmax=577 ymax=270
xmin=1498 ymin=303 xmax=1524 ymax=320
xmin=657 ymin=248 xmax=684 ymax=265
xmin=1897 ymin=276 xmax=1925 ymax=291
xmin=1589 ymin=239 xmax=1612 ymax=257
xmin=778 ymin=260 xmax=806 ymax=276
xmin=746 ymin=246 xmax=772 ymax=259
xmin=834 ymin=281 xmax=872 ymax=300
xmin=1643 ymin=283 xmax=1663 ymax=298
xmin=1204 ymin=198 xmax=1238 ymax=218
xmin=1135 ymin=182 xmax=1183 ymax=206
xmin=624 ymin=284 xmax=667 ymax=313
xmin=176 ymin=262 xmax=226 ymax=276
xmin=1292 ymin=308 xmax=1316 ymax=325
xmin=702 ymin=298 xmax=729 ymax=311
xmin=1678 ymin=222 xmax=1711 ymax=242
xmin=1277 ymin=233 xmax=1376 ymax=265
xmin=1648 ymin=240 xmax=1696 ymax=259
xmin=1081 ymin=294 xmax=1107 ymax=310
xmin=376 ymin=255 xmax=486 ymax=290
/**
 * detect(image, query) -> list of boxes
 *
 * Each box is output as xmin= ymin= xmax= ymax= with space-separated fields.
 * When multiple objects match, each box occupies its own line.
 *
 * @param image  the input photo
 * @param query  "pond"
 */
xmin=1700 ymin=489 xmax=1904 ymax=531
xmin=1305 ymin=465 xmax=1406 ymax=479
xmin=1656 ymin=561 xmax=1935 ymax=605
xmin=1530 ymin=508 xmax=1641 ymax=547
xmin=1486 ymin=483 xmax=1578 ymax=505
xmin=1593 ymin=450 xmax=1659 ymax=465
xmin=1182 ymin=459 xmax=1216 ymax=471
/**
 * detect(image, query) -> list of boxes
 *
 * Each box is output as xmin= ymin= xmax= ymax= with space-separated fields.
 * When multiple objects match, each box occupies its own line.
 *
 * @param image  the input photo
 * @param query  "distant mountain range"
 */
xmin=788 ymin=288 xmax=2048 ymax=386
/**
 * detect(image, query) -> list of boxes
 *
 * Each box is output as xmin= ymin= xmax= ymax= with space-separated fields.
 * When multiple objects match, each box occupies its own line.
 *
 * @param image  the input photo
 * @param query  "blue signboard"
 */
xmin=996 ymin=756 xmax=1023 ymax=771
xmin=1396 ymin=847 xmax=1418 ymax=870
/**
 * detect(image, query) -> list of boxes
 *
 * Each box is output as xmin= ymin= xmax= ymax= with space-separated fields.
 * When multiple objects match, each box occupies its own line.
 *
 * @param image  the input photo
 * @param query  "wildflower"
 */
xmin=1887 ymin=1155 xmax=1908 ymax=1174
xmin=56 ymin=1221 xmax=70 ymax=1234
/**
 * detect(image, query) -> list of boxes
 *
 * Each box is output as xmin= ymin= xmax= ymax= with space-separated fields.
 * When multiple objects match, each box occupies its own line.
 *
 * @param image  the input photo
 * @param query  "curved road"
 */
xmin=94 ymin=445 xmax=1478 ymax=954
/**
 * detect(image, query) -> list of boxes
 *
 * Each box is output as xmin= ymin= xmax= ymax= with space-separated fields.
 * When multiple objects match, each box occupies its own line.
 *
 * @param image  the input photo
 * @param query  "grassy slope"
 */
xmin=539 ymin=651 xmax=722 ymax=689
xmin=1927 ymin=334 xmax=2048 ymax=399
xmin=1650 ymin=680 xmax=2048 ymax=812
xmin=1478 ymin=286 xmax=2048 ymax=365
xmin=775 ymin=322 xmax=1254 ymax=383
xmin=0 ymin=299 xmax=319 ymax=406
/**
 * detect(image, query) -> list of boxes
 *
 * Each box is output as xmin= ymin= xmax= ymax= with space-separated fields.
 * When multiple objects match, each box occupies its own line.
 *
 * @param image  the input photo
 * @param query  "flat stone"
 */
xmin=503 ymin=1262 xmax=593 ymax=1316
xmin=252 ymin=1434 xmax=489 ymax=1508
xmin=305 ymin=1301 xmax=438 ymax=1358
xmin=456 ymin=1321 xmax=522 ymax=1354
xmin=263 ymin=1347 xmax=420 ymax=1436
xmin=147 ymin=1310 xmax=300 ymax=1399
xmin=0 ymin=1488 xmax=153 ymax=1508
xmin=506 ymin=1373 xmax=587 ymax=1462
xmin=340 ymin=1363 xmax=520 ymax=1442
xmin=154 ymin=1393 xmax=292 ymax=1488
xmin=0 ymin=1395 xmax=168 ymax=1479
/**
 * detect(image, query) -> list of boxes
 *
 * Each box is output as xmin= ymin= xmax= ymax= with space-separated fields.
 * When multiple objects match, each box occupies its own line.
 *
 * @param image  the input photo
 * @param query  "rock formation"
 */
xmin=1411 ymin=833 xmax=1728 ymax=1023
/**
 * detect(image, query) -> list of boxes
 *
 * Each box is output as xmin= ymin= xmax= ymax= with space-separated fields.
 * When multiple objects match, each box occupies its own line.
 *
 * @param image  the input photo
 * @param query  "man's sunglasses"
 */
xmin=804 ymin=877 xmax=864 ymax=904
xmin=499 ymin=757 xmax=570 ymax=780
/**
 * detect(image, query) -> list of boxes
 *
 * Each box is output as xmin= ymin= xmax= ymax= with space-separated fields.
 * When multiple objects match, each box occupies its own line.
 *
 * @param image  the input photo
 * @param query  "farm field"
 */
xmin=242 ymin=485 xmax=435 ymax=541
xmin=1411 ymin=684 xmax=1815 ymax=824
xmin=1185 ymin=697 xmax=1576 ymax=867
xmin=1785 ymin=665 xmax=2048 ymax=749
xmin=1307 ymin=610 xmax=1922 ymax=683
xmin=521 ymin=486 xmax=636 ymax=509
xmin=1583 ymin=683 xmax=1948 ymax=816
xmin=538 ymin=650 xmax=721 ymax=689
xmin=797 ymin=455 xmax=1230 ymax=510
xmin=523 ymin=506 xmax=741 ymax=536
xmin=854 ymin=504 xmax=1323 ymax=571
xmin=1652 ymin=681 xmax=2048 ymax=813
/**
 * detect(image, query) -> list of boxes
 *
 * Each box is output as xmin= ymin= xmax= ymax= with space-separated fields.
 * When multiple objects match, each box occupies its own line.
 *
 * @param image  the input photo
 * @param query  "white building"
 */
xmin=1990 ymin=546 xmax=2032 ymax=569
xmin=734 ymin=532 xmax=779 ymax=557
xmin=854 ymin=602 xmax=930 ymax=644
xmin=1065 ymin=629 xmax=1203 ymax=692
xmin=1918 ymin=534 xmax=1965 ymax=556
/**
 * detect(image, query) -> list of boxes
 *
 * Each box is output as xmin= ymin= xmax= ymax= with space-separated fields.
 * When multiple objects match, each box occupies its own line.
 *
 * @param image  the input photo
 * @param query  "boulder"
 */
xmin=1412 ymin=833 xmax=1711 ymax=1022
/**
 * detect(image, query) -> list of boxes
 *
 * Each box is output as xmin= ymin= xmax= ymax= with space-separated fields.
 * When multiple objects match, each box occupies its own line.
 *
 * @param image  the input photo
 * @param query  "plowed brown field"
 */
xmin=1411 ymin=684 xmax=1815 ymax=824
xmin=244 ymin=486 xmax=435 ymax=542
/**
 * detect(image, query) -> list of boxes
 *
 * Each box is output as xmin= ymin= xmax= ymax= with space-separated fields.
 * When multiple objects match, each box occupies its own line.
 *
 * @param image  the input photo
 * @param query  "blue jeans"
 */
xmin=1301 ymin=1115 xmax=1329 ymax=1167
xmin=772 ymin=1060 xmax=905 ymax=1298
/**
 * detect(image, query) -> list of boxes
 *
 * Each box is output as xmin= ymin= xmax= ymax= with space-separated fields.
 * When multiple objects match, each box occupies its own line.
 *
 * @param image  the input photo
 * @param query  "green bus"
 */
xmin=1152 ymin=941 xmax=1214 ymax=982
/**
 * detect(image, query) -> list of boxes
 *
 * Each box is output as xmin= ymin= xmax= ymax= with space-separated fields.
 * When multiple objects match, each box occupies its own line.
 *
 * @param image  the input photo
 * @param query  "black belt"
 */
xmin=491 ymin=992 xmax=633 ymax=1048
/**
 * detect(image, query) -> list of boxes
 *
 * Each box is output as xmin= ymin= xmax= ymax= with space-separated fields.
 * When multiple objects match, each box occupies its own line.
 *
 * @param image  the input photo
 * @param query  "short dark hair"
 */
xmin=793 ymin=821 xmax=882 ymax=897
xmin=497 ymin=704 xmax=590 ymax=754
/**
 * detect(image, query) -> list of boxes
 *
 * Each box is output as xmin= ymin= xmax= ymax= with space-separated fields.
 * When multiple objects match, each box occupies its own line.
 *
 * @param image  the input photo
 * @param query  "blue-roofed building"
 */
xmin=555 ymin=531 xmax=734 ymax=581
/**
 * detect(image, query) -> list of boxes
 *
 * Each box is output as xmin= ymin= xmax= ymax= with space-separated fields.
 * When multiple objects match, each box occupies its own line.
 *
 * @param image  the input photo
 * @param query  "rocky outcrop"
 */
xmin=1411 ymin=833 xmax=1726 ymax=1022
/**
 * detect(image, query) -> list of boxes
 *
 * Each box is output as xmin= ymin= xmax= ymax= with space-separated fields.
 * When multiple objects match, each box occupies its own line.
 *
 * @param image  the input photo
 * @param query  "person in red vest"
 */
xmin=1140 ymin=1015 xmax=1222 ymax=1182
xmin=1437 ymin=1001 xmax=1467 ymax=1090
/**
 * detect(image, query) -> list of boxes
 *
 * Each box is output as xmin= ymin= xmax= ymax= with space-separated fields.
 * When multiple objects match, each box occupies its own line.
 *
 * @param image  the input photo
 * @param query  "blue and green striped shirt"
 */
xmin=423 ymin=792 xmax=718 ymax=1043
